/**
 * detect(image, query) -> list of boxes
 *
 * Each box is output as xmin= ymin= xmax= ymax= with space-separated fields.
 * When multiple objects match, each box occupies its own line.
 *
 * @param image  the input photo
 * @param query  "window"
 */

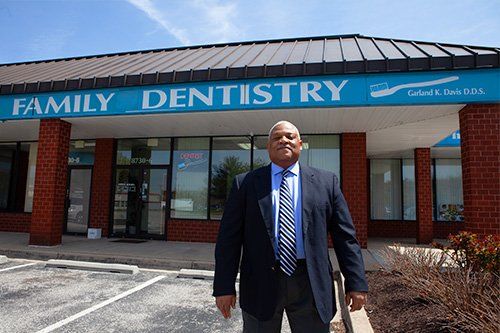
xmin=24 ymin=143 xmax=38 ymax=212
xmin=171 ymin=138 xmax=209 ymax=219
xmin=0 ymin=142 xmax=36 ymax=212
xmin=210 ymin=137 xmax=251 ymax=220
xmin=402 ymin=159 xmax=416 ymax=220
xmin=252 ymin=136 xmax=270 ymax=169
xmin=433 ymin=159 xmax=463 ymax=221
xmin=0 ymin=144 xmax=15 ymax=209
xmin=370 ymin=160 xmax=402 ymax=220
xmin=301 ymin=135 xmax=340 ymax=175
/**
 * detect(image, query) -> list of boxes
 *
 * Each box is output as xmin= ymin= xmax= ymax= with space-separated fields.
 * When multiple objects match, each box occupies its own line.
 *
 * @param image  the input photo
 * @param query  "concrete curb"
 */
xmin=177 ymin=269 xmax=244 ymax=283
xmin=45 ymin=259 xmax=140 ymax=274
xmin=0 ymin=255 xmax=7 ymax=264
xmin=178 ymin=268 xmax=215 ymax=280
xmin=0 ymin=249 xmax=214 ymax=271
xmin=335 ymin=271 xmax=374 ymax=333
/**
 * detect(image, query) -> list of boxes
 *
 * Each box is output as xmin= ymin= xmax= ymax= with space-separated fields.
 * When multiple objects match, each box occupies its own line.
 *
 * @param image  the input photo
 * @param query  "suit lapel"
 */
xmin=300 ymin=165 xmax=315 ymax=236
xmin=255 ymin=164 xmax=277 ymax=254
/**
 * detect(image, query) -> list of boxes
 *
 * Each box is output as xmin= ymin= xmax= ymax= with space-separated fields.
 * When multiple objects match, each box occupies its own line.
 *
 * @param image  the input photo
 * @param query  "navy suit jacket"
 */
xmin=213 ymin=164 xmax=368 ymax=323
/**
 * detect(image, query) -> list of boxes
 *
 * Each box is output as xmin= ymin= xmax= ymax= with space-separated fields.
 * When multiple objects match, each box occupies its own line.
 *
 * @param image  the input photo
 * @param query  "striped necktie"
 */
xmin=278 ymin=169 xmax=297 ymax=276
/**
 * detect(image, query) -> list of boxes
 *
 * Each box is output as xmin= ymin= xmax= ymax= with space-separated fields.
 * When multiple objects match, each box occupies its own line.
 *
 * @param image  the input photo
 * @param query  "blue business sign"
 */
xmin=0 ymin=68 xmax=498 ymax=121
xmin=434 ymin=130 xmax=461 ymax=147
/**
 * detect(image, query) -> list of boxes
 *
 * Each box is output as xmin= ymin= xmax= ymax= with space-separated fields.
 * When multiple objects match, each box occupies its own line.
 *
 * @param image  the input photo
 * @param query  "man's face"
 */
xmin=267 ymin=122 xmax=302 ymax=168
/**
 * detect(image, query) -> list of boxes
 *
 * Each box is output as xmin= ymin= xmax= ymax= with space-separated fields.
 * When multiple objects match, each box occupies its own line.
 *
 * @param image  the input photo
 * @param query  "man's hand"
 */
xmin=215 ymin=295 xmax=236 ymax=319
xmin=345 ymin=291 xmax=367 ymax=312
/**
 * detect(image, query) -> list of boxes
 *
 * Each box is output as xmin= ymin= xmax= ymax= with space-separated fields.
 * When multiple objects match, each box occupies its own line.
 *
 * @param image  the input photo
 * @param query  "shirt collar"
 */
xmin=271 ymin=161 xmax=300 ymax=176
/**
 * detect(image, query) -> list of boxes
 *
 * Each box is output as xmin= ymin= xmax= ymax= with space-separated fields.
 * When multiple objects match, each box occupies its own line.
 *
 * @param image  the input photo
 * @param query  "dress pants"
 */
xmin=242 ymin=260 xmax=330 ymax=333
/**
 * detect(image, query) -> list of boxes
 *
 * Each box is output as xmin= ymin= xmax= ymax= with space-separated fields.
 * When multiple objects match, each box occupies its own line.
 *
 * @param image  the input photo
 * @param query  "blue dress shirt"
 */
xmin=271 ymin=162 xmax=305 ymax=259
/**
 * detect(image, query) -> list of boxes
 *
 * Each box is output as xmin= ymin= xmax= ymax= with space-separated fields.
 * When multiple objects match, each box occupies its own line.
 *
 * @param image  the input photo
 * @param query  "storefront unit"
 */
xmin=0 ymin=35 xmax=498 ymax=247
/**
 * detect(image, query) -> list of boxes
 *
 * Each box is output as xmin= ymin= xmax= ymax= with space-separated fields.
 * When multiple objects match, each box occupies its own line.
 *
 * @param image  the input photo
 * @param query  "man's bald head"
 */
xmin=268 ymin=121 xmax=301 ymax=140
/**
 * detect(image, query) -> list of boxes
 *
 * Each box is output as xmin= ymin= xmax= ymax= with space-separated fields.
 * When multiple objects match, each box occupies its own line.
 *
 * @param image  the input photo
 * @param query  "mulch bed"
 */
xmin=365 ymin=271 xmax=452 ymax=333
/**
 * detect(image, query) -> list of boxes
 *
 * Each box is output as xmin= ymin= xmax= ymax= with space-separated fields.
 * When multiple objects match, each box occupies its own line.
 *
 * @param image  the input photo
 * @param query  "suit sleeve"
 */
xmin=328 ymin=173 xmax=369 ymax=293
xmin=213 ymin=175 xmax=245 ymax=297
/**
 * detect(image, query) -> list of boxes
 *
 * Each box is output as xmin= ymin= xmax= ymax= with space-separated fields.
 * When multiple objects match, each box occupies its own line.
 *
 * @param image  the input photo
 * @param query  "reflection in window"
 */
xmin=370 ymin=160 xmax=402 ymax=220
xmin=434 ymin=159 xmax=463 ymax=221
xmin=301 ymin=135 xmax=340 ymax=176
xmin=171 ymin=138 xmax=209 ymax=219
xmin=210 ymin=137 xmax=251 ymax=220
xmin=116 ymin=138 xmax=171 ymax=166
xmin=252 ymin=136 xmax=270 ymax=169
xmin=402 ymin=159 xmax=416 ymax=220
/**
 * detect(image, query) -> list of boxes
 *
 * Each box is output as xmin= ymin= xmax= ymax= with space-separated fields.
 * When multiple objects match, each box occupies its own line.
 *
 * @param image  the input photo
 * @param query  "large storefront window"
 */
xmin=433 ymin=159 xmax=464 ymax=221
xmin=112 ymin=134 xmax=340 ymax=223
xmin=210 ymin=137 xmax=251 ymax=220
xmin=370 ymin=159 xmax=402 ymax=220
xmin=171 ymin=138 xmax=209 ymax=219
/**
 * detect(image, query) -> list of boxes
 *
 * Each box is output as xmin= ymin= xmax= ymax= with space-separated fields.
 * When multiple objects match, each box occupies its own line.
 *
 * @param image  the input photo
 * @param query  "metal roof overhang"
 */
xmin=0 ymin=104 xmax=464 ymax=158
xmin=1 ymin=34 xmax=498 ymax=95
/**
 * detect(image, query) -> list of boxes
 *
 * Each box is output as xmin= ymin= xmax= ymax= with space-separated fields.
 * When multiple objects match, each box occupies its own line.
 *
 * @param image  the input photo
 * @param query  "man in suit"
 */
xmin=213 ymin=121 xmax=368 ymax=332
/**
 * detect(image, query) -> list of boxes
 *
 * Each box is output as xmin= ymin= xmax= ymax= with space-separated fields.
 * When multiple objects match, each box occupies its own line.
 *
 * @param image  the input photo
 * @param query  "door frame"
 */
xmin=63 ymin=165 xmax=93 ymax=235
xmin=110 ymin=164 xmax=170 ymax=240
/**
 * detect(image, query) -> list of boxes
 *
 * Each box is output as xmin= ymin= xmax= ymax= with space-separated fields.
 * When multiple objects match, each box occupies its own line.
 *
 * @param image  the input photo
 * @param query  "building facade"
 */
xmin=0 ymin=35 xmax=499 ymax=248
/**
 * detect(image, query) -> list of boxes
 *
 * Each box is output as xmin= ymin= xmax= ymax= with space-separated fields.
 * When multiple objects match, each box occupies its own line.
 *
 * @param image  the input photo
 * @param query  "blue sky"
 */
xmin=0 ymin=0 xmax=499 ymax=64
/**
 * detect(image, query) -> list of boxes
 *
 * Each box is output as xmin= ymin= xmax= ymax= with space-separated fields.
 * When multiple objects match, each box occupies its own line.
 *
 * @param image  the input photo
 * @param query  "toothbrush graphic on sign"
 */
xmin=370 ymin=76 xmax=459 ymax=98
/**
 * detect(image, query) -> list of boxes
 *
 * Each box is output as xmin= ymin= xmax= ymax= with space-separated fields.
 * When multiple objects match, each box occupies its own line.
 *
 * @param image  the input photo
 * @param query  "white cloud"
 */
xmin=191 ymin=0 xmax=241 ymax=43
xmin=127 ymin=0 xmax=244 ymax=46
xmin=126 ymin=0 xmax=191 ymax=45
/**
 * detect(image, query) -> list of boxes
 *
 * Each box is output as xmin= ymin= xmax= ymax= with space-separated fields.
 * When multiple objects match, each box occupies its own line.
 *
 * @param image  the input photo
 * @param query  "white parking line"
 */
xmin=36 ymin=275 xmax=166 ymax=333
xmin=0 ymin=263 xmax=37 ymax=272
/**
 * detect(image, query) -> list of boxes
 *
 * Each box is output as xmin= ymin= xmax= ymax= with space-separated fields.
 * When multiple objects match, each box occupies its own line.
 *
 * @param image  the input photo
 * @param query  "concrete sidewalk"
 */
xmin=0 ymin=232 xmax=428 ymax=271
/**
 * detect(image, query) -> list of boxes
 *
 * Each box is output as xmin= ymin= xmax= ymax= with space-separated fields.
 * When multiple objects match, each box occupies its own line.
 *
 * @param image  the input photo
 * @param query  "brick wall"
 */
xmin=433 ymin=222 xmax=465 ymax=239
xmin=167 ymin=219 xmax=220 ymax=242
xmin=89 ymin=139 xmax=114 ymax=236
xmin=369 ymin=220 xmax=417 ymax=238
xmin=29 ymin=119 xmax=71 ymax=246
xmin=459 ymin=104 xmax=500 ymax=235
xmin=369 ymin=220 xmax=464 ymax=239
xmin=415 ymin=148 xmax=433 ymax=244
xmin=0 ymin=213 xmax=31 ymax=232
xmin=341 ymin=133 xmax=368 ymax=248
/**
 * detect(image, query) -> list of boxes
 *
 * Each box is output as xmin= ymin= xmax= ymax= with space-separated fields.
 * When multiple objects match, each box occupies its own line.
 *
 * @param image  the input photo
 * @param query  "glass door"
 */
xmin=112 ymin=166 xmax=169 ymax=238
xmin=65 ymin=168 xmax=92 ymax=234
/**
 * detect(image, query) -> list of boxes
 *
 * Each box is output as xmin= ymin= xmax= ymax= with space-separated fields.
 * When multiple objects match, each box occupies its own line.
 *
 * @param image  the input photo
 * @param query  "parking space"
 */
xmin=0 ymin=258 xmax=38 ymax=271
xmin=0 ymin=258 xmax=293 ymax=333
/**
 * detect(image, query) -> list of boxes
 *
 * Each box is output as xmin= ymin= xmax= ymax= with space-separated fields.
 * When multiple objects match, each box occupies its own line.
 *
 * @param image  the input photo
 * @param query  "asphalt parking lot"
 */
xmin=0 ymin=258 xmax=296 ymax=333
